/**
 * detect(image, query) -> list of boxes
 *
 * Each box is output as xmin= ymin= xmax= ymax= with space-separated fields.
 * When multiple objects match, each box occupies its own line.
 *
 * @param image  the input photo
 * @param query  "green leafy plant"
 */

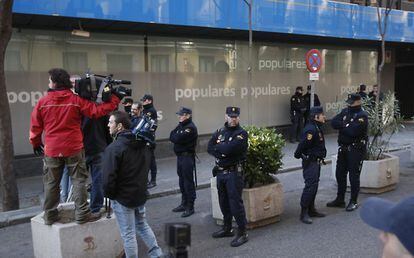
xmin=363 ymin=91 xmax=404 ymax=160
xmin=243 ymin=126 xmax=285 ymax=188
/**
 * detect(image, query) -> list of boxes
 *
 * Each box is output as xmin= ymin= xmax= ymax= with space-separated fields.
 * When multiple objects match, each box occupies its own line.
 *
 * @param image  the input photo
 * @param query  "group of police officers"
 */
xmin=127 ymin=85 xmax=368 ymax=248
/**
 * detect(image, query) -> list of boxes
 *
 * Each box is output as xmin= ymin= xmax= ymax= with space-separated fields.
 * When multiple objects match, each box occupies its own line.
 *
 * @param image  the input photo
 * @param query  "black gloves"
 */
xmin=33 ymin=144 xmax=44 ymax=156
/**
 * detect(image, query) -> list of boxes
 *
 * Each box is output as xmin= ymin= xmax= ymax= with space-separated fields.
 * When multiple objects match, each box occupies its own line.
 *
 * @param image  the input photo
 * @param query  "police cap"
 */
xmin=346 ymin=93 xmax=361 ymax=104
xmin=140 ymin=94 xmax=153 ymax=101
xmin=226 ymin=106 xmax=240 ymax=117
xmin=176 ymin=107 xmax=192 ymax=115
xmin=310 ymin=106 xmax=324 ymax=116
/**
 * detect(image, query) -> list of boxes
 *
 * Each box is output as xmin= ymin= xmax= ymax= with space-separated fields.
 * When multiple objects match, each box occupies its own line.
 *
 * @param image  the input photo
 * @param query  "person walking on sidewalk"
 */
xmin=29 ymin=68 xmax=121 ymax=225
xmin=327 ymin=93 xmax=368 ymax=212
xmin=208 ymin=106 xmax=249 ymax=247
xmin=141 ymin=94 xmax=158 ymax=189
xmin=294 ymin=106 xmax=327 ymax=224
xmin=103 ymin=111 xmax=163 ymax=258
xmin=169 ymin=107 xmax=198 ymax=218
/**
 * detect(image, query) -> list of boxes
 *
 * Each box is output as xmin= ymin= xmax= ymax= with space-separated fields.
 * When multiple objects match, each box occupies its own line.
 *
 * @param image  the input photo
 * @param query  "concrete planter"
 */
xmin=211 ymin=177 xmax=284 ymax=229
xmin=31 ymin=202 xmax=123 ymax=258
xmin=331 ymin=153 xmax=399 ymax=194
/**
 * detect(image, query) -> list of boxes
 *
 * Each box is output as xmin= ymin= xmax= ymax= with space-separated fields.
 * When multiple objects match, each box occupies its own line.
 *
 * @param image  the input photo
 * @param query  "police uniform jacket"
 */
xmin=143 ymin=103 xmax=158 ymax=126
xmin=169 ymin=118 xmax=198 ymax=155
xmin=294 ymin=120 xmax=327 ymax=160
xmin=290 ymin=93 xmax=306 ymax=116
xmin=207 ymin=123 xmax=248 ymax=168
xmin=331 ymin=106 xmax=368 ymax=146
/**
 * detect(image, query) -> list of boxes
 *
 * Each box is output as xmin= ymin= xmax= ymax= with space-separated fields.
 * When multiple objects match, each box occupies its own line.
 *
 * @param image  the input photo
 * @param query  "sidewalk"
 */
xmin=1 ymin=124 xmax=413 ymax=213
xmin=0 ymin=148 xmax=413 ymax=257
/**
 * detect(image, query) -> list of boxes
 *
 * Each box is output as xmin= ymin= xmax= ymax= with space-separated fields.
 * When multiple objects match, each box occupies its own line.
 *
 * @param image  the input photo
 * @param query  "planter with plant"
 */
xmin=331 ymin=91 xmax=404 ymax=193
xmin=211 ymin=126 xmax=285 ymax=228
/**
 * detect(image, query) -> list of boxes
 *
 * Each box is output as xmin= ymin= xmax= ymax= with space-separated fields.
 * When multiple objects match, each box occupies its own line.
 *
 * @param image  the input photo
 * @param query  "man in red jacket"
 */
xmin=30 ymin=68 xmax=121 ymax=225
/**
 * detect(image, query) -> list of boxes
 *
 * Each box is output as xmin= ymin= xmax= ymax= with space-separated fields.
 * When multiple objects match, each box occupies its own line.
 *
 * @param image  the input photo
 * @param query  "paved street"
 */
xmin=1 ymin=150 xmax=412 ymax=258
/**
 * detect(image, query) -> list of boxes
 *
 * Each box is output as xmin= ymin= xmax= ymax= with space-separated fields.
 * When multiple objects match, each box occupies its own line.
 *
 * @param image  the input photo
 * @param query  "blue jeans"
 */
xmin=86 ymin=153 xmax=104 ymax=213
xmin=59 ymin=166 xmax=71 ymax=202
xmin=112 ymin=201 xmax=162 ymax=258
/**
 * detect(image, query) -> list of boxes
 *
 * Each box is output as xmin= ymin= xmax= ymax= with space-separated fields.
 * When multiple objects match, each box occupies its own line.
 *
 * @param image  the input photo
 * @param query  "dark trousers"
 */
xmin=290 ymin=112 xmax=303 ymax=142
xmin=86 ymin=152 xmax=104 ymax=213
xmin=177 ymin=155 xmax=196 ymax=207
xmin=216 ymin=171 xmax=247 ymax=229
xmin=149 ymin=148 xmax=157 ymax=182
xmin=335 ymin=146 xmax=365 ymax=202
xmin=300 ymin=161 xmax=320 ymax=208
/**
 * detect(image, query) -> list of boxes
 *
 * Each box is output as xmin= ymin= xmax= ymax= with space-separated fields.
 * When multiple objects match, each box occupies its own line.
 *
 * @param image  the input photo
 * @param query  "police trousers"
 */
xmin=177 ymin=155 xmax=196 ymax=207
xmin=300 ymin=161 xmax=321 ymax=208
xmin=216 ymin=171 xmax=247 ymax=229
xmin=290 ymin=113 xmax=303 ymax=142
xmin=335 ymin=145 xmax=365 ymax=202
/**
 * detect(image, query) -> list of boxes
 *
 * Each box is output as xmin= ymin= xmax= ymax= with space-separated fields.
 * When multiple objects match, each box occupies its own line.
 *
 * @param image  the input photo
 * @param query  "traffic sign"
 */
xmin=306 ymin=49 xmax=323 ymax=73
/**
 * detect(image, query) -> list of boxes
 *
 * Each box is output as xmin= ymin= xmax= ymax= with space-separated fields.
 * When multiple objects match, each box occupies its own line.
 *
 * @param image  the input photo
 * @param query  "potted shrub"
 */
xmin=331 ymin=92 xmax=404 ymax=193
xmin=211 ymin=126 xmax=285 ymax=229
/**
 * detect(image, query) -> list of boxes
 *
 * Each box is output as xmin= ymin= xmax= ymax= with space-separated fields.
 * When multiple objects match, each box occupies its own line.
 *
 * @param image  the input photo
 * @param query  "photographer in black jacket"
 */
xmin=103 ymin=111 xmax=162 ymax=258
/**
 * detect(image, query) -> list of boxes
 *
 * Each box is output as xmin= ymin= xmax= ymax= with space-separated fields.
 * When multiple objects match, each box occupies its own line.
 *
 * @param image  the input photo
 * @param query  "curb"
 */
xmin=1 ymin=144 xmax=410 ymax=228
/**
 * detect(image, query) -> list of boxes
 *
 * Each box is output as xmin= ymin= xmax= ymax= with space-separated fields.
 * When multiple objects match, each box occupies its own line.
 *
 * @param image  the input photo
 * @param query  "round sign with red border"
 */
xmin=306 ymin=49 xmax=323 ymax=73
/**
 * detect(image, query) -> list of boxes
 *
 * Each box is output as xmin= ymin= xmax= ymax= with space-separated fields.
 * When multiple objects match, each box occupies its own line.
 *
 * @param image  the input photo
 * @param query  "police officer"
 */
xmin=141 ymin=94 xmax=158 ymax=189
xmin=327 ymin=93 xmax=368 ymax=211
xmin=290 ymin=86 xmax=306 ymax=143
xmin=294 ymin=106 xmax=327 ymax=224
xmin=303 ymin=85 xmax=321 ymax=122
xmin=207 ymin=106 xmax=249 ymax=247
xmin=169 ymin=107 xmax=198 ymax=218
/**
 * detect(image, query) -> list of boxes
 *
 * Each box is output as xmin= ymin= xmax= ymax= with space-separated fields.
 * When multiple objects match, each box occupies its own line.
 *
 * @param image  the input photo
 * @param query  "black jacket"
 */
xmin=290 ymin=93 xmax=306 ymax=116
xmin=143 ymin=103 xmax=158 ymax=123
xmin=102 ymin=131 xmax=151 ymax=208
xmin=294 ymin=120 xmax=326 ymax=160
xmin=82 ymin=116 xmax=112 ymax=156
xmin=207 ymin=123 xmax=248 ymax=167
xmin=169 ymin=118 xmax=198 ymax=155
xmin=331 ymin=106 xmax=368 ymax=145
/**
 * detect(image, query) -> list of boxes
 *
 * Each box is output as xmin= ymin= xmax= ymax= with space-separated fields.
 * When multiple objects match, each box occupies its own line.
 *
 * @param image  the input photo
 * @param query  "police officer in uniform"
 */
xmin=327 ymin=93 xmax=368 ymax=211
xmin=303 ymin=85 xmax=321 ymax=122
xmin=294 ymin=106 xmax=327 ymax=224
xmin=169 ymin=107 xmax=198 ymax=218
xmin=208 ymin=107 xmax=249 ymax=247
xmin=290 ymin=86 xmax=306 ymax=143
xmin=141 ymin=94 xmax=158 ymax=189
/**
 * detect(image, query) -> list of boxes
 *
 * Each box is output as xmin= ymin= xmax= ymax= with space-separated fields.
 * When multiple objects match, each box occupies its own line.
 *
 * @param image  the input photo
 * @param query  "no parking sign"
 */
xmin=306 ymin=49 xmax=323 ymax=73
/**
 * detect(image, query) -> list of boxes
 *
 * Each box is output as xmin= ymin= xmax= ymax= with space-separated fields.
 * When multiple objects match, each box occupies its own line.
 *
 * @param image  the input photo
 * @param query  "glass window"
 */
xmin=151 ymin=55 xmax=169 ymax=72
xmin=5 ymin=50 xmax=23 ymax=71
xmin=199 ymin=56 xmax=215 ymax=72
xmin=107 ymin=54 xmax=133 ymax=72
xmin=63 ymin=52 xmax=88 ymax=73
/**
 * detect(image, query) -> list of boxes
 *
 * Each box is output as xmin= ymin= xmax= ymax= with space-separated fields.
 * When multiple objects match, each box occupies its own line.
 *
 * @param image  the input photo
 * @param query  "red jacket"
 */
xmin=30 ymin=89 xmax=120 ymax=157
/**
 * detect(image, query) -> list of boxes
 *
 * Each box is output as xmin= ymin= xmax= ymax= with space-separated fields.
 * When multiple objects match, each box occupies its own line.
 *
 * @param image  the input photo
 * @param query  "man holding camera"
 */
xmin=294 ymin=106 xmax=327 ymax=224
xmin=169 ymin=107 xmax=198 ymax=218
xmin=141 ymin=94 xmax=158 ymax=189
xmin=103 ymin=111 xmax=163 ymax=258
xmin=130 ymin=102 xmax=144 ymax=129
xmin=208 ymin=107 xmax=249 ymax=247
xmin=29 ymin=68 xmax=122 ymax=225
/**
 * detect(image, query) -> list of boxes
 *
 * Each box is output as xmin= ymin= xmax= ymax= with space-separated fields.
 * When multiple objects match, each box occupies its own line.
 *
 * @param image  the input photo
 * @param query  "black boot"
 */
xmin=230 ymin=228 xmax=248 ymax=247
xmin=147 ymin=180 xmax=157 ymax=189
xmin=172 ymin=204 xmax=186 ymax=213
xmin=309 ymin=203 xmax=326 ymax=218
xmin=212 ymin=224 xmax=235 ymax=238
xmin=300 ymin=207 xmax=313 ymax=224
xmin=345 ymin=200 xmax=358 ymax=212
xmin=181 ymin=205 xmax=194 ymax=217
xmin=326 ymin=197 xmax=346 ymax=208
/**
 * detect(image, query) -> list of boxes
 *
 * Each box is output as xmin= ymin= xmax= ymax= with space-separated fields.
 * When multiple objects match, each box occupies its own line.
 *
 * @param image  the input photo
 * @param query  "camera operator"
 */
xmin=103 ymin=111 xmax=163 ymax=258
xmin=131 ymin=102 xmax=144 ymax=129
xmin=141 ymin=94 xmax=158 ymax=189
xmin=29 ymin=68 xmax=123 ymax=225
